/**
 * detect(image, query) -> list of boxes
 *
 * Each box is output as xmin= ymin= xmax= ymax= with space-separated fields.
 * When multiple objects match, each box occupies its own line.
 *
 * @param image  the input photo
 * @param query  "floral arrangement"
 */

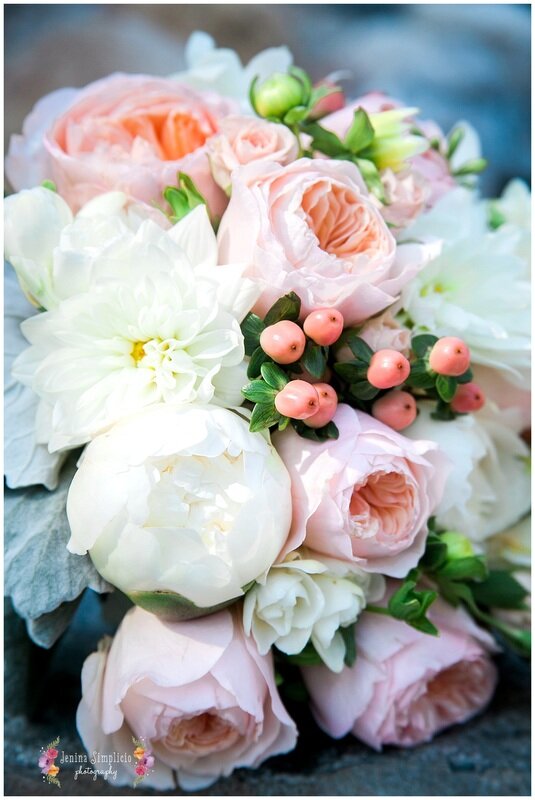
xmin=4 ymin=32 xmax=531 ymax=792
xmin=38 ymin=737 xmax=61 ymax=787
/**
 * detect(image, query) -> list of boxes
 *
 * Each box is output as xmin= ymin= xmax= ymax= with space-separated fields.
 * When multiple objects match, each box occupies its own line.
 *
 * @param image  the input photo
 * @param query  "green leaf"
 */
xmin=260 ymin=362 xmax=289 ymax=390
xmin=453 ymin=158 xmax=488 ymax=177
xmin=241 ymin=313 xmax=266 ymax=356
xmin=388 ymin=573 xmax=438 ymax=630
xmin=348 ymin=381 xmax=380 ymax=401
xmin=249 ymin=75 xmax=260 ymax=115
xmin=41 ymin=179 xmax=57 ymax=192
xmin=292 ymin=420 xmax=339 ymax=442
xmin=334 ymin=360 xmax=369 ymax=383
xmin=419 ymin=532 xmax=448 ymax=573
xmin=301 ymin=341 xmax=326 ymax=378
xmin=249 ymin=402 xmax=282 ymax=433
xmin=283 ymin=105 xmax=309 ymax=125
xmin=241 ymin=380 xmax=278 ymax=403
xmin=446 ymin=126 xmax=465 ymax=159
xmin=435 ymin=374 xmax=457 ymax=402
xmin=344 ymin=108 xmax=375 ymax=154
xmin=404 ymin=359 xmax=437 ymax=389
xmin=438 ymin=556 xmax=488 ymax=582
xmin=300 ymin=121 xmax=347 ymax=157
xmin=178 ymin=171 xmax=207 ymax=207
xmin=163 ymin=173 xmax=207 ymax=223
xmin=456 ymin=367 xmax=473 ymax=385
xmin=488 ymin=202 xmax=506 ymax=231
xmin=264 ymin=291 xmax=302 ymax=326
xmin=247 ymin=346 xmax=270 ymax=379
xmin=289 ymin=65 xmax=312 ymax=104
xmin=340 ymin=624 xmax=357 ymax=667
xmin=408 ymin=616 xmax=439 ymax=636
xmin=354 ymin=157 xmax=386 ymax=202
xmin=431 ymin=399 xmax=457 ymax=421
xmin=411 ymin=333 xmax=438 ymax=358
xmin=347 ymin=335 xmax=374 ymax=363
xmin=470 ymin=570 xmax=529 ymax=610
xmin=286 ymin=641 xmax=324 ymax=666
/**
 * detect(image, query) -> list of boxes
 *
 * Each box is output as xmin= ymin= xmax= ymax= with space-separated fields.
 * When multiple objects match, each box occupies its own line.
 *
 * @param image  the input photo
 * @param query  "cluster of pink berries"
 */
xmin=258 ymin=308 xmax=484 ymax=432
xmin=260 ymin=309 xmax=343 ymax=428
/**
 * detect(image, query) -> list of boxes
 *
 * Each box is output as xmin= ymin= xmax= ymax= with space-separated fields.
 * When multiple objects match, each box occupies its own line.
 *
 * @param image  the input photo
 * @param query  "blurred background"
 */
xmin=4 ymin=3 xmax=531 ymax=196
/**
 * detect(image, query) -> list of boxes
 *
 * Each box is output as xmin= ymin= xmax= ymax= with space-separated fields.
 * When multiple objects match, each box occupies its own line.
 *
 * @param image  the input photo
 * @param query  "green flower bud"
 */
xmin=253 ymin=73 xmax=307 ymax=120
xmin=364 ymin=107 xmax=428 ymax=171
xmin=441 ymin=531 xmax=475 ymax=560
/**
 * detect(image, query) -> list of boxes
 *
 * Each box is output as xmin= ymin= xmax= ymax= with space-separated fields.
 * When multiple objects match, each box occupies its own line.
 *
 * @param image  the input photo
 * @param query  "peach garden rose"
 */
xmin=273 ymin=404 xmax=449 ymax=577
xmin=217 ymin=157 xmax=438 ymax=325
xmin=5 ymin=73 xmax=237 ymax=217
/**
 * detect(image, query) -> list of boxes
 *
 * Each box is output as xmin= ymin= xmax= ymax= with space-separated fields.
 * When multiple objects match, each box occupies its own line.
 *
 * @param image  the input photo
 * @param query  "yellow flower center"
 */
xmin=131 ymin=341 xmax=147 ymax=364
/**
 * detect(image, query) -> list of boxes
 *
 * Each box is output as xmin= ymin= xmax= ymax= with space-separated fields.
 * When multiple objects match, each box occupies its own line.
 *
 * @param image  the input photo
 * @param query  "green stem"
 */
xmin=292 ymin=124 xmax=304 ymax=158
xmin=365 ymin=604 xmax=391 ymax=616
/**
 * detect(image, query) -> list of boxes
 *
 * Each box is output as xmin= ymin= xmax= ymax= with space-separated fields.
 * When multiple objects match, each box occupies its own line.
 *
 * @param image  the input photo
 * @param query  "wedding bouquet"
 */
xmin=4 ymin=32 xmax=531 ymax=792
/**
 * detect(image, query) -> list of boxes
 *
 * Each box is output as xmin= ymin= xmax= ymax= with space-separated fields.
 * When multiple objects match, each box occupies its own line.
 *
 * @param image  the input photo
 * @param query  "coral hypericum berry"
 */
xmin=260 ymin=320 xmax=306 ymax=364
xmin=367 ymin=349 xmax=411 ymax=389
xmin=303 ymin=308 xmax=344 ymax=346
xmin=451 ymin=382 xmax=485 ymax=413
xmin=303 ymin=383 xmax=338 ymax=428
xmin=275 ymin=380 xmax=320 ymax=420
xmin=372 ymin=391 xmax=417 ymax=431
xmin=428 ymin=337 xmax=471 ymax=377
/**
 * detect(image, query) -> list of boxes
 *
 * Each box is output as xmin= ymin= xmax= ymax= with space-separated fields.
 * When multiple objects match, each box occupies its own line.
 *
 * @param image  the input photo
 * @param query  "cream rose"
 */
xmin=217 ymin=157 xmax=438 ymax=325
xmin=207 ymin=115 xmax=298 ymax=193
xmin=77 ymin=607 xmax=297 ymax=790
xmin=273 ymin=404 xmax=449 ymax=577
xmin=67 ymin=404 xmax=292 ymax=609
xmin=243 ymin=548 xmax=385 ymax=672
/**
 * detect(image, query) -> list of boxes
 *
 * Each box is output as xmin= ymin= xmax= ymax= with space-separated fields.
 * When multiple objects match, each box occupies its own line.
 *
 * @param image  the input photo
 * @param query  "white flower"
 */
xmin=490 ymin=179 xmax=531 ymax=270
xmin=486 ymin=515 xmax=531 ymax=570
xmin=4 ymin=187 xmax=170 ymax=310
xmin=67 ymin=403 xmax=292 ymax=609
xmin=405 ymin=401 xmax=530 ymax=543
xmin=172 ymin=31 xmax=293 ymax=111
xmin=401 ymin=187 xmax=530 ymax=389
xmin=12 ymin=204 xmax=257 ymax=452
xmin=243 ymin=549 xmax=385 ymax=672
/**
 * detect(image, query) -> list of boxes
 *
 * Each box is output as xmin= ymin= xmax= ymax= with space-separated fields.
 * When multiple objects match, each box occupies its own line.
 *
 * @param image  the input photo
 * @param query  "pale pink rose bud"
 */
xmin=372 ymin=390 xmax=417 ymax=431
xmin=303 ymin=308 xmax=344 ymax=346
xmin=6 ymin=75 xmax=237 ymax=217
xmin=451 ymin=382 xmax=485 ymax=413
xmin=309 ymin=80 xmax=346 ymax=120
xmin=273 ymin=404 xmax=449 ymax=576
xmin=429 ymin=337 xmax=471 ymax=377
xmin=303 ymin=383 xmax=338 ymax=428
xmin=275 ymin=380 xmax=320 ymax=419
xmin=207 ymin=116 xmax=298 ymax=193
xmin=260 ymin=320 xmax=306 ymax=364
xmin=367 ymin=349 xmax=411 ymax=389
xmin=77 ymin=608 xmax=297 ymax=790
xmin=302 ymin=593 xmax=498 ymax=748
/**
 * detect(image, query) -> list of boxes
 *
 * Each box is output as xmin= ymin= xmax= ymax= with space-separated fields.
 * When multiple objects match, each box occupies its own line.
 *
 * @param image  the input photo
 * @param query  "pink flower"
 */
xmin=207 ymin=115 xmax=298 ymax=193
xmin=38 ymin=754 xmax=52 ymax=773
xmin=5 ymin=74 xmax=237 ymax=217
xmin=77 ymin=608 xmax=296 ymax=791
xmin=46 ymin=748 xmax=59 ymax=760
xmin=218 ymin=157 xmax=435 ymax=325
xmin=302 ymin=593 xmax=499 ymax=748
xmin=273 ymin=404 xmax=449 ymax=576
xmin=135 ymin=765 xmax=147 ymax=777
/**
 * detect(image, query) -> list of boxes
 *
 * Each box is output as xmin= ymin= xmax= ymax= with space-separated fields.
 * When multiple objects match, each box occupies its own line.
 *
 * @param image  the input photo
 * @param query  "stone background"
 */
xmin=4 ymin=3 xmax=531 ymax=796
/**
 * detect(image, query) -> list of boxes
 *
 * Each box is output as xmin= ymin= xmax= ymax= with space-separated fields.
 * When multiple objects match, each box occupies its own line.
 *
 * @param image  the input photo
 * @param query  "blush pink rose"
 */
xmin=206 ymin=115 xmax=298 ymax=193
xmin=5 ymin=74 xmax=237 ymax=217
xmin=218 ymin=157 xmax=437 ymax=325
xmin=302 ymin=592 xmax=498 ymax=748
xmin=273 ymin=404 xmax=449 ymax=576
xmin=77 ymin=607 xmax=296 ymax=791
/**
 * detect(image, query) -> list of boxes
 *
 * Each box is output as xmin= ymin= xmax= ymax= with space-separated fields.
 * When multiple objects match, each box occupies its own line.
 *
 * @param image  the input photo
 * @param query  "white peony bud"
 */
xmin=67 ymin=404 xmax=292 ymax=614
xmin=243 ymin=549 xmax=385 ymax=672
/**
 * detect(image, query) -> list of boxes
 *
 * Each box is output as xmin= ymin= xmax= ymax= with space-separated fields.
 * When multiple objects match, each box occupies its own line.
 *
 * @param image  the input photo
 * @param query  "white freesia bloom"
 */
xmin=405 ymin=402 xmax=530 ymax=543
xmin=4 ymin=187 xmax=170 ymax=310
xmin=401 ymin=188 xmax=530 ymax=389
xmin=172 ymin=31 xmax=293 ymax=110
xmin=12 ymin=204 xmax=257 ymax=452
xmin=243 ymin=549 xmax=385 ymax=672
xmin=67 ymin=404 xmax=292 ymax=608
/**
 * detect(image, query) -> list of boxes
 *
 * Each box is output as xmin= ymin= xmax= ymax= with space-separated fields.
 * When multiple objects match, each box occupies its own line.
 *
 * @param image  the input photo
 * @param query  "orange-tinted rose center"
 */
xmin=121 ymin=110 xmax=216 ymax=160
xmin=163 ymin=713 xmax=240 ymax=755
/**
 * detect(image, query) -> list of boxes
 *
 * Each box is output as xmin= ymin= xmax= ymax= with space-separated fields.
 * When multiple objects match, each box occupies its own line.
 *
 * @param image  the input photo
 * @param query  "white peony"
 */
xmin=243 ymin=549 xmax=385 ymax=672
xmin=405 ymin=401 xmax=530 ymax=543
xmin=67 ymin=403 xmax=292 ymax=609
xmin=4 ymin=187 xmax=170 ymax=310
xmin=400 ymin=187 xmax=530 ymax=389
xmin=172 ymin=31 xmax=293 ymax=111
xmin=12 ymin=203 xmax=257 ymax=452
